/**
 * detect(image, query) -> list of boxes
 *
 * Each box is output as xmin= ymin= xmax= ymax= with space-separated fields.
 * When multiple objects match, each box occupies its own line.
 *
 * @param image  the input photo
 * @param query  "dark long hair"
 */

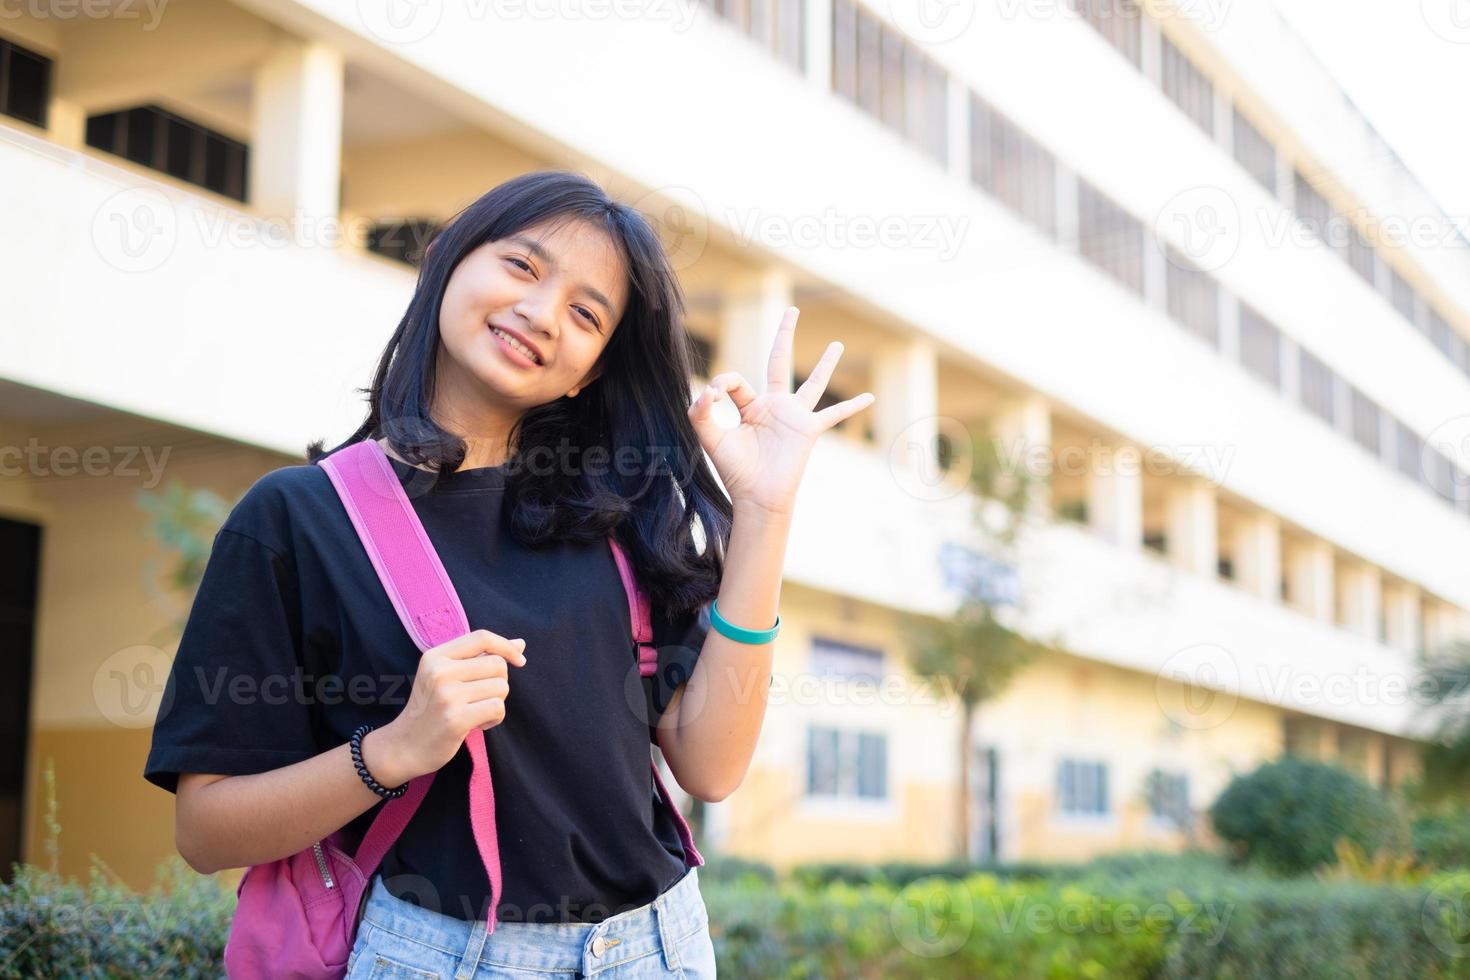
xmin=307 ymin=170 xmax=730 ymax=616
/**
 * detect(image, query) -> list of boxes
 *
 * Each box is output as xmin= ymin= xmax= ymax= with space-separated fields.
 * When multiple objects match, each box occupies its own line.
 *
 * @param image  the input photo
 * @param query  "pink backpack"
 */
xmin=222 ymin=438 xmax=704 ymax=978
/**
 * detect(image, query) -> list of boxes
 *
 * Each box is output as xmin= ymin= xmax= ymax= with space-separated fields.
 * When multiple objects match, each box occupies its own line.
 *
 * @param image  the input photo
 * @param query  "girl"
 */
xmin=144 ymin=170 xmax=874 ymax=978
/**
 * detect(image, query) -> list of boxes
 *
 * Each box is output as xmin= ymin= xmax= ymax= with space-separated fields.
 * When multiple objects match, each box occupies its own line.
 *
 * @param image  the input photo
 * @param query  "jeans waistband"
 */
xmin=358 ymin=866 xmax=707 ymax=979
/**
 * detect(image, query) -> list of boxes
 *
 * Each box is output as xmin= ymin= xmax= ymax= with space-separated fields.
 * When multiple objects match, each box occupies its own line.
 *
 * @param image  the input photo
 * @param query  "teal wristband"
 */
xmin=710 ymin=598 xmax=781 ymax=645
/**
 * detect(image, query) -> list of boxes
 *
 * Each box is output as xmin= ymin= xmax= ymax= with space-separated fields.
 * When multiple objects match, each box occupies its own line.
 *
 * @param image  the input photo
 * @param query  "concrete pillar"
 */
xmin=992 ymin=394 xmax=1052 ymax=521
xmin=249 ymin=40 xmax=344 ymax=229
xmin=47 ymin=99 xmax=87 ymax=149
xmin=1337 ymin=562 xmax=1382 ymax=640
xmin=1423 ymin=601 xmax=1470 ymax=659
xmin=805 ymin=0 xmax=832 ymax=91
xmin=714 ymin=267 xmax=795 ymax=393
xmin=1086 ymin=446 xmax=1143 ymax=550
xmin=1286 ymin=539 xmax=1335 ymax=622
xmin=1383 ymin=583 xmax=1422 ymax=655
xmin=1164 ymin=479 xmax=1218 ymax=578
xmin=1232 ymin=512 xmax=1281 ymax=601
xmin=872 ymin=336 xmax=940 ymax=485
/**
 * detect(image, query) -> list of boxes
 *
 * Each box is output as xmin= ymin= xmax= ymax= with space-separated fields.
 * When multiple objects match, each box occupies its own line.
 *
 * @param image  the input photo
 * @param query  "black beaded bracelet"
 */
xmin=350 ymin=724 xmax=408 ymax=800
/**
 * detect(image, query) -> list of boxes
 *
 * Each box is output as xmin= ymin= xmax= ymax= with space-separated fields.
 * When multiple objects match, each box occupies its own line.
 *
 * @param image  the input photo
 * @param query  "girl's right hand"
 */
xmin=373 ymin=629 xmax=528 ymax=783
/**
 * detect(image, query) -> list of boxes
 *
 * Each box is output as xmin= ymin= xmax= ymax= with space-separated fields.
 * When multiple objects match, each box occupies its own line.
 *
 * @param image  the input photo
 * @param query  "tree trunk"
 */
xmin=957 ymin=701 xmax=974 ymax=861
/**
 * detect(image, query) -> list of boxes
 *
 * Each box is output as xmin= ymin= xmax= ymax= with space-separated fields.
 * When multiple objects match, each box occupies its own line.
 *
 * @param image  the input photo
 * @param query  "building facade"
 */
xmin=1 ymin=0 xmax=1468 ymax=889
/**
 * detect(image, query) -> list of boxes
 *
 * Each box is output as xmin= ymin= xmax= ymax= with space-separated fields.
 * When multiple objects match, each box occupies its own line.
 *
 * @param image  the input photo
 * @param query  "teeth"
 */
xmin=492 ymin=327 xmax=541 ymax=364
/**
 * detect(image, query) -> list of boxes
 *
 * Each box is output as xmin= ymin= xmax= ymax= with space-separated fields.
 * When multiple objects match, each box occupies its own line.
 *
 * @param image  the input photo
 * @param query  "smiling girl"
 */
xmin=144 ymin=169 xmax=874 ymax=978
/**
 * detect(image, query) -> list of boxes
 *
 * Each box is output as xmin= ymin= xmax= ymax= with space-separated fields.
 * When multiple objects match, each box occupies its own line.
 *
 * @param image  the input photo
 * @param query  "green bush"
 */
xmin=1415 ymin=808 xmax=1470 ymax=870
xmin=0 ymin=857 xmax=233 ymax=979
xmin=1211 ymin=757 xmax=1401 ymax=874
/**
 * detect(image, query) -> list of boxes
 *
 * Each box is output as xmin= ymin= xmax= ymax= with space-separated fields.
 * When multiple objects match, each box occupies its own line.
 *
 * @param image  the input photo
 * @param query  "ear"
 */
xmin=567 ymin=363 xmax=603 ymax=398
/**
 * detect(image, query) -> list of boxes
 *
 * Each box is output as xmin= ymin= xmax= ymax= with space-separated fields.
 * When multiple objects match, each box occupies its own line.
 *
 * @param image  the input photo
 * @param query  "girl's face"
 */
xmin=436 ymin=218 xmax=630 ymax=415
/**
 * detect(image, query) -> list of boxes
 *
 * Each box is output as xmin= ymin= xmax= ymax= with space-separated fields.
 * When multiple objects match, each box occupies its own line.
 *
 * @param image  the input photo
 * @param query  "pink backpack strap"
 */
xmin=608 ymin=538 xmax=705 ymax=869
xmin=317 ymin=439 xmax=504 ymax=934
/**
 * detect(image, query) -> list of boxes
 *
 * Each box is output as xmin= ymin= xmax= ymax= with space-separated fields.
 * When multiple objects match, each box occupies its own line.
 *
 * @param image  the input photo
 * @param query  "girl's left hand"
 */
xmin=687 ymin=307 xmax=876 ymax=519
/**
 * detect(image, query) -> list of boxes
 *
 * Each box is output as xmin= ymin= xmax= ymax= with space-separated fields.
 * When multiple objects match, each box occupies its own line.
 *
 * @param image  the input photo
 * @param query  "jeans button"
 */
xmin=591 ymin=936 xmax=607 ymax=957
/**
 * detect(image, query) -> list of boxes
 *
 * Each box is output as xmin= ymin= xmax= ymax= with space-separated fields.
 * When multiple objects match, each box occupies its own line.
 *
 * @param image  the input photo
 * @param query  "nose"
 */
xmin=513 ymin=293 xmax=558 ymax=343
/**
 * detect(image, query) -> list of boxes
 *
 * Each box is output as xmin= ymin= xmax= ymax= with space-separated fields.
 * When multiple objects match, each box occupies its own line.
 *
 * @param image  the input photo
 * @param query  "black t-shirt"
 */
xmin=143 ymin=451 xmax=709 ymax=923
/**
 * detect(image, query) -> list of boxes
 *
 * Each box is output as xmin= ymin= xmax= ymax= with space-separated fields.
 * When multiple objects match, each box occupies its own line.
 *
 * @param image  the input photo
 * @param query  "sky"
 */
xmin=1270 ymin=0 xmax=1470 ymax=224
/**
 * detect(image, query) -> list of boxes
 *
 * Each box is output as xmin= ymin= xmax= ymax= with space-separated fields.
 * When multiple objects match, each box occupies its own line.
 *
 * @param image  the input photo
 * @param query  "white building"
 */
xmin=1 ymin=0 xmax=1467 ymax=884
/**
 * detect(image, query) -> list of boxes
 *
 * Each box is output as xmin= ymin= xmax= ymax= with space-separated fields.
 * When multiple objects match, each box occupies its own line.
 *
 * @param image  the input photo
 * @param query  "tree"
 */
xmin=904 ymin=422 xmax=1062 ymax=861
xmin=1412 ymin=637 xmax=1470 ymax=805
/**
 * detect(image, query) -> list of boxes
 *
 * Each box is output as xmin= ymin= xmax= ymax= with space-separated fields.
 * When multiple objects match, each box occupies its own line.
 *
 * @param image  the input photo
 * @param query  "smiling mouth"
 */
xmin=488 ymin=323 xmax=544 ymax=366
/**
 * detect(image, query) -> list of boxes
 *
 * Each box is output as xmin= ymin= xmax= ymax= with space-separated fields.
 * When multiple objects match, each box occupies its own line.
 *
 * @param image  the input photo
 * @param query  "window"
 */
xmin=1238 ymin=304 xmax=1282 ymax=390
xmin=1231 ymin=107 xmax=1276 ymax=195
xmin=810 ymin=637 xmax=884 ymax=682
xmin=1388 ymin=269 xmax=1418 ymax=325
xmin=1160 ymin=35 xmax=1213 ymax=135
xmin=1393 ymin=420 xmax=1422 ymax=483
xmin=1349 ymin=388 xmax=1381 ymax=456
xmin=365 ymin=219 xmax=437 ymax=267
xmin=1346 ymin=225 xmax=1377 ymax=284
xmin=970 ymin=96 xmax=1057 ymax=237
xmin=1077 ymin=179 xmax=1144 ymax=295
xmin=1427 ymin=310 xmax=1455 ymax=358
xmin=1426 ymin=449 xmax=1457 ymax=507
xmin=1164 ymin=247 xmax=1219 ymax=347
xmin=807 ymin=726 xmax=888 ymax=800
xmin=1297 ymin=349 xmax=1336 ymax=425
xmin=86 ymin=105 xmax=248 ymax=202
xmin=687 ymin=333 xmax=714 ymax=378
xmin=1292 ymin=171 xmax=1340 ymax=250
xmin=1072 ymin=0 xmax=1141 ymax=68
xmin=832 ymin=0 xmax=947 ymax=163
xmin=702 ymin=0 xmax=806 ymax=71
xmin=0 ymin=37 xmax=51 ymax=128
xmin=1145 ymin=770 xmax=1190 ymax=828
xmin=1057 ymin=759 xmax=1109 ymax=816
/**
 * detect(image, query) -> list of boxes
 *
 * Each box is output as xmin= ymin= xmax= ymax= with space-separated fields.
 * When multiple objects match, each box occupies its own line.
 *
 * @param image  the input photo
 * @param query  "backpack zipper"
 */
xmin=312 ymin=841 xmax=336 ymax=890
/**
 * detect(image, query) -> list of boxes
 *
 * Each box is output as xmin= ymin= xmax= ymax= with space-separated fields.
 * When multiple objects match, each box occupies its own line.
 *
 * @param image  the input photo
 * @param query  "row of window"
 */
xmin=831 ymin=0 xmax=948 ymax=163
xmin=1072 ymin=0 xmax=1470 ymax=389
xmin=0 ymin=37 xmax=50 ymax=129
xmin=695 ymin=0 xmax=807 ymax=73
xmin=1058 ymin=759 xmax=1191 ymax=827
xmin=969 ymin=93 xmax=1470 ymax=517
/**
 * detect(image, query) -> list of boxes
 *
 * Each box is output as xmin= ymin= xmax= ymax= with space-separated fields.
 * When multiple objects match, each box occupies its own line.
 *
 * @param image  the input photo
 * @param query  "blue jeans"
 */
xmin=344 ymin=867 xmax=717 ymax=979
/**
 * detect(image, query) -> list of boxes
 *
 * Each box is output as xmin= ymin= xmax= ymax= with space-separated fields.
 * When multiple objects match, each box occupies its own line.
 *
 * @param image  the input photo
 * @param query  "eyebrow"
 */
xmin=506 ymin=235 xmax=617 ymax=317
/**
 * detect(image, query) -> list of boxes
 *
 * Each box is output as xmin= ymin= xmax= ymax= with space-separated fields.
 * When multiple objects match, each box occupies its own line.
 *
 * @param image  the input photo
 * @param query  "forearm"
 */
xmin=178 ymin=729 xmax=411 ymax=873
xmin=657 ymin=501 xmax=790 ymax=801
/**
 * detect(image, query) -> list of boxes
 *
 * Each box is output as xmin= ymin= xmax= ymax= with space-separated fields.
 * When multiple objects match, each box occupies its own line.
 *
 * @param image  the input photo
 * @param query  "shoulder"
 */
xmin=220 ymin=462 xmax=334 ymax=552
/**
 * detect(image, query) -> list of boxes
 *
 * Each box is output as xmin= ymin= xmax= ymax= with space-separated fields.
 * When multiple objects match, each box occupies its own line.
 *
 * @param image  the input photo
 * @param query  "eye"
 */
xmin=574 ymin=306 xmax=601 ymax=330
xmin=506 ymin=256 xmax=533 ymax=274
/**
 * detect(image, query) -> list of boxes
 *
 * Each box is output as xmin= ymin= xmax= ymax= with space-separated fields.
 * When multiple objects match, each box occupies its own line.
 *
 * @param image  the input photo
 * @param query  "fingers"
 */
xmin=796 ymin=341 xmax=844 ymax=411
xmin=767 ymin=307 xmax=799 ymax=395
xmin=706 ymin=372 xmax=757 ymax=412
xmin=440 ymin=629 xmax=527 ymax=666
xmin=814 ymin=392 xmax=876 ymax=430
